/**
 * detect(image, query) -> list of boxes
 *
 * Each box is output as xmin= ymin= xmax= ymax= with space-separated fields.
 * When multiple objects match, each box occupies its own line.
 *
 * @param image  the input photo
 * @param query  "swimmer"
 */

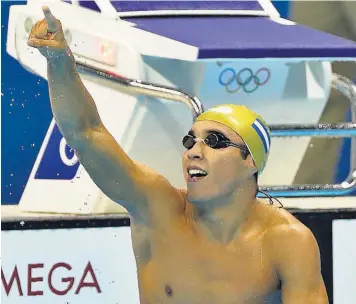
xmin=28 ymin=6 xmax=328 ymax=303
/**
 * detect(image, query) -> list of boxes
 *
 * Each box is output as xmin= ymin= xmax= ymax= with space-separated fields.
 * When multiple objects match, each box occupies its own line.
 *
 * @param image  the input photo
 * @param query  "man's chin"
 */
xmin=186 ymin=189 xmax=211 ymax=204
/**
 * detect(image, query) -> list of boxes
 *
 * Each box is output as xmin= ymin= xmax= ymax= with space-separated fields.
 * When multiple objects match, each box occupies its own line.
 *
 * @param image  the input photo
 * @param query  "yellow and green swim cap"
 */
xmin=196 ymin=104 xmax=271 ymax=174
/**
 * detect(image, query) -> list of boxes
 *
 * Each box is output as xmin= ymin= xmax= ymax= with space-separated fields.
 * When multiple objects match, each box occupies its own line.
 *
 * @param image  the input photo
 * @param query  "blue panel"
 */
xmin=126 ymin=16 xmax=356 ymax=59
xmin=2 ymin=1 xmax=52 ymax=204
xmin=272 ymin=0 xmax=290 ymax=18
xmin=78 ymin=1 xmax=264 ymax=12
xmin=34 ymin=124 xmax=80 ymax=180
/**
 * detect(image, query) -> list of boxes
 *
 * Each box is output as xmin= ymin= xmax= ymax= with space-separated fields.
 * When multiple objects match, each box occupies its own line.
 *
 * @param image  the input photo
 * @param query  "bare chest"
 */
xmin=133 ymin=222 xmax=279 ymax=304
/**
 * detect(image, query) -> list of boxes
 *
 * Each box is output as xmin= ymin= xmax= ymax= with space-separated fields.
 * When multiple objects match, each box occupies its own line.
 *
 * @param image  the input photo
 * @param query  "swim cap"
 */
xmin=196 ymin=104 xmax=271 ymax=174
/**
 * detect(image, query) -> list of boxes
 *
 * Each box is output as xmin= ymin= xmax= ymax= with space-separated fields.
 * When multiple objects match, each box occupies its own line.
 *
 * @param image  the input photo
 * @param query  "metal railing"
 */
xmin=261 ymin=74 xmax=356 ymax=197
xmin=77 ymin=62 xmax=204 ymax=119
xmin=77 ymin=63 xmax=356 ymax=198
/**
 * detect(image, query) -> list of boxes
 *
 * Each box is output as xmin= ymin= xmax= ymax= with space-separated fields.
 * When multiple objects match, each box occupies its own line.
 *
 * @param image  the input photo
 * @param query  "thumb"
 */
xmin=42 ymin=5 xmax=59 ymax=32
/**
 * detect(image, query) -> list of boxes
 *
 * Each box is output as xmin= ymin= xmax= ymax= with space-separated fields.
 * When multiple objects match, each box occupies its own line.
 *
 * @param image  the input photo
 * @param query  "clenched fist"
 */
xmin=27 ymin=5 xmax=70 ymax=60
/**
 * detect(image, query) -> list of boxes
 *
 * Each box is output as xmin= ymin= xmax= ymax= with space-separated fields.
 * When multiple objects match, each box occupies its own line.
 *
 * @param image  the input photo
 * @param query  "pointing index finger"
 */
xmin=42 ymin=5 xmax=58 ymax=32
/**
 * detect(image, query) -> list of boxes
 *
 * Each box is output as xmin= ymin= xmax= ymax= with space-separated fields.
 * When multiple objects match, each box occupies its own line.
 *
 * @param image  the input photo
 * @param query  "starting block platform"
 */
xmin=5 ymin=0 xmax=356 ymax=214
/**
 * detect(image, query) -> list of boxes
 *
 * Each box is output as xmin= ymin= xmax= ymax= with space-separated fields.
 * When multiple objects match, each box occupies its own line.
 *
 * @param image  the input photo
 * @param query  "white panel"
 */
xmin=1 ymin=227 xmax=139 ymax=303
xmin=333 ymin=219 xmax=356 ymax=304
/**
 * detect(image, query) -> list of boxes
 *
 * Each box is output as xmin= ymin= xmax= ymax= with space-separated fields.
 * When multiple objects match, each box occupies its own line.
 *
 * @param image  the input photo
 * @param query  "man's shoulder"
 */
xmin=257 ymin=203 xmax=315 ymax=248
xmin=258 ymin=204 xmax=318 ymax=259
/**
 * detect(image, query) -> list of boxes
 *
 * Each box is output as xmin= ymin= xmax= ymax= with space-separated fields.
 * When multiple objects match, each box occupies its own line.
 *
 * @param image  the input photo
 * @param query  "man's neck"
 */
xmin=190 ymin=183 xmax=257 ymax=245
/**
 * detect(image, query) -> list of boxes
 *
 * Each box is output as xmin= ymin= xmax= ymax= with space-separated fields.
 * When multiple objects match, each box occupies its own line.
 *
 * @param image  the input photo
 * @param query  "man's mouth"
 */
xmin=187 ymin=167 xmax=208 ymax=182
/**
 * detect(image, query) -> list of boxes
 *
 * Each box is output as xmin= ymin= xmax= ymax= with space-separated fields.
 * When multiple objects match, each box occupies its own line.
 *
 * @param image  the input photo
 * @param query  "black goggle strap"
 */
xmin=258 ymin=189 xmax=283 ymax=208
xmin=225 ymin=142 xmax=249 ymax=151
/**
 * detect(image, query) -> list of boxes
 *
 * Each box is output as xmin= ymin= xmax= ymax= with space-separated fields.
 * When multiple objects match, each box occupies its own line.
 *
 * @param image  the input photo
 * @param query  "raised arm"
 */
xmin=27 ymin=6 xmax=181 ymax=222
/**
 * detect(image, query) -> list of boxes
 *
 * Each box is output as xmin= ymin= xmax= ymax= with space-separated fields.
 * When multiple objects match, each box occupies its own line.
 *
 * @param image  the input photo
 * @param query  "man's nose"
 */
xmin=187 ymin=141 xmax=205 ymax=160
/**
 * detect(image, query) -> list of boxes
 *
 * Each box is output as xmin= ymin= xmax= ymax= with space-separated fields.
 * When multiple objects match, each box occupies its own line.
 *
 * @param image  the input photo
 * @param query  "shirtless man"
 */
xmin=28 ymin=6 xmax=329 ymax=303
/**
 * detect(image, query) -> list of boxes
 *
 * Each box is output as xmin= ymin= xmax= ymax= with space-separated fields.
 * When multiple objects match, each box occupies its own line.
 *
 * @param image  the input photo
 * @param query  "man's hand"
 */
xmin=27 ymin=5 xmax=68 ymax=60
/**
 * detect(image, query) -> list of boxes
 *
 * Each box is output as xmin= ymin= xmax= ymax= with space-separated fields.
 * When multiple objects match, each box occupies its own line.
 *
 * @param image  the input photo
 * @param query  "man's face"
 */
xmin=182 ymin=120 xmax=257 ymax=204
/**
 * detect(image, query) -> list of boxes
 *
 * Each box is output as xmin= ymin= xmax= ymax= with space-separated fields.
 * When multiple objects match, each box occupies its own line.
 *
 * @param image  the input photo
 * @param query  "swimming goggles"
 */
xmin=182 ymin=132 xmax=248 ymax=151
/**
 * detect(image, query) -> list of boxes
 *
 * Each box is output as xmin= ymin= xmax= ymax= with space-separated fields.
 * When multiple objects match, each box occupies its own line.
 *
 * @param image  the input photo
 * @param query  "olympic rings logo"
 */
xmin=218 ymin=67 xmax=271 ymax=94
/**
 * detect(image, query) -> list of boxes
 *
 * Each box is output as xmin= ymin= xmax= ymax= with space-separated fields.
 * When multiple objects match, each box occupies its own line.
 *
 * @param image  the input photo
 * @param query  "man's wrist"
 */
xmin=47 ymin=46 xmax=75 ymax=68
